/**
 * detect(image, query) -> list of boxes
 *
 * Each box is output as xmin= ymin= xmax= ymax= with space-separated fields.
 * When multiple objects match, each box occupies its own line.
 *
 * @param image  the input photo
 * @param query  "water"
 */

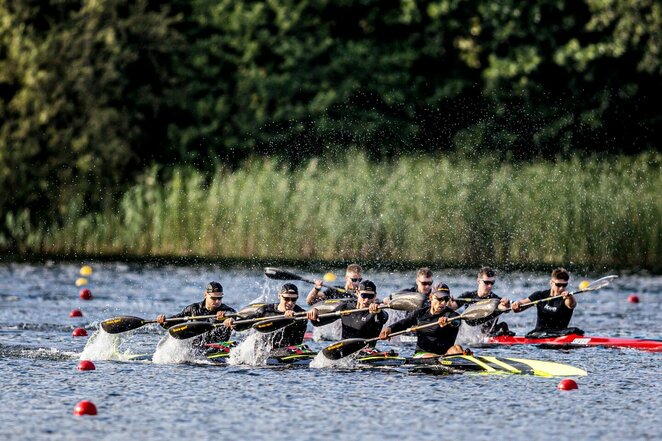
xmin=1 ymin=262 xmax=660 ymax=440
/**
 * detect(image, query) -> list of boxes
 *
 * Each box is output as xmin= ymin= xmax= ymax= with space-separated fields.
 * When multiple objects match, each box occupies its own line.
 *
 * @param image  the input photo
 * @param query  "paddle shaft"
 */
xmin=264 ymin=267 xmax=346 ymax=293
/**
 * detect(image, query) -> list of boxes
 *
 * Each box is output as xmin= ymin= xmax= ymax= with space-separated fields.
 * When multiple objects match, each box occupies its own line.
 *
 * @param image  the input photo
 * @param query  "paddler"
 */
xmin=225 ymin=283 xmax=307 ymax=348
xmin=511 ymin=267 xmax=581 ymax=337
xmin=156 ymin=281 xmax=237 ymax=347
xmin=307 ymin=280 xmax=388 ymax=345
xmin=306 ymin=263 xmax=363 ymax=305
xmin=456 ymin=266 xmax=514 ymax=336
xmin=379 ymin=283 xmax=465 ymax=356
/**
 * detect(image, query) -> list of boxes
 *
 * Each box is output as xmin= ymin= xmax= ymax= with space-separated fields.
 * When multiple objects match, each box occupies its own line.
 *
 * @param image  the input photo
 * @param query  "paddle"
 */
xmin=264 ymin=267 xmax=346 ymax=293
xmin=101 ymin=303 xmax=264 ymax=334
xmin=252 ymin=292 xmax=424 ymax=333
xmin=510 ymin=275 xmax=618 ymax=312
xmin=321 ymin=298 xmax=501 ymax=360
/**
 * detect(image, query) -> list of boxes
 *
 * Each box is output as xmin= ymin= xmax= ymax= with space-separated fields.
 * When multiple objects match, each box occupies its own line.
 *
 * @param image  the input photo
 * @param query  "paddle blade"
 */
xmin=264 ymin=267 xmax=303 ymax=281
xmin=459 ymin=299 xmax=501 ymax=322
xmin=582 ymin=275 xmax=618 ymax=292
xmin=387 ymin=292 xmax=425 ymax=311
xmin=321 ymin=338 xmax=369 ymax=360
xmin=100 ymin=316 xmax=148 ymax=334
xmin=253 ymin=317 xmax=295 ymax=333
xmin=168 ymin=322 xmax=215 ymax=340
xmin=311 ymin=299 xmax=352 ymax=314
xmin=236 ymin=303 xmax=267 ymax=320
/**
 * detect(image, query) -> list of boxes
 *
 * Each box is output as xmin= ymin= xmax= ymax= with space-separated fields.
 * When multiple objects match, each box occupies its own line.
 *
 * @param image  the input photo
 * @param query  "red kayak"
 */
xmin=487 ymin=334 xmax=662 ymax=352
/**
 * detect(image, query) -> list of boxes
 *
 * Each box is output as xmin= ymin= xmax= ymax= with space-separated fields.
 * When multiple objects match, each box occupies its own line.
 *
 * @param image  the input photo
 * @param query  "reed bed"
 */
xmin=19 ymin=152 xmax=662 ymax=268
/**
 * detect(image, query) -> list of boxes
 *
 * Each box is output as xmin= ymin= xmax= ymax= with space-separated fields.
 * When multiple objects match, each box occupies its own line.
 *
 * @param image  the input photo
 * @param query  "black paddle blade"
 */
xmin=321 ymin=338 xmax=369 ymax=360
xmin=252 ymin=317 xmax=296 ymax=333
xmin=311 ymin=299 xmax=352 ymax=314
xmin=388 ymin=292 xmax=425 ymax=311
xmin=168 ymin=322 xmax=215 ymax=340
xmin=264 ymin=267 xmax=303 ymax=281
xmin=100 ymin=316 xmax=148 ymax=334
xmin=236 ymin=303 xmax=267 ymax=319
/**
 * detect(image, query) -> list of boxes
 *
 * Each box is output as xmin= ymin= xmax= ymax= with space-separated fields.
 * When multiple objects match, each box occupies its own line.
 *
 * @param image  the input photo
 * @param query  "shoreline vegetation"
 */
xmin=3 ymin=152 xmax=660 ymax=271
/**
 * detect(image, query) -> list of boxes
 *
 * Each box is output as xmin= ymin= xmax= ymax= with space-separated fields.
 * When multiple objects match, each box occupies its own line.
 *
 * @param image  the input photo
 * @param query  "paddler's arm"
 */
xmin=306 ymin=279 xmax=326 ymax=305
xmin=511 ymin=298 xmax=531 ymax=313
xmin=561 ymin=290 xmax=577 ymax=309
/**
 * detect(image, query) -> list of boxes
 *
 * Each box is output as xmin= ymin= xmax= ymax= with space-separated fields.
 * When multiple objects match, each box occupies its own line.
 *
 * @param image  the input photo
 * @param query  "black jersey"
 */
xmin=528 ymin=289 xmax=574 ymax=331
xmin=258 ymin=304 xmax=307 ymax=348
xmin=161 ymin=300 xmax=236 ymax=347
xmin=388 ymin=306 xmax=459 ymax=355
xmin=311 ymin=299 xmax=388 ymax=343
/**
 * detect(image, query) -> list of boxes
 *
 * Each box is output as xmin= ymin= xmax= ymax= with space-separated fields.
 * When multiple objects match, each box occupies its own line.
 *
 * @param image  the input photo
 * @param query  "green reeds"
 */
xmin=20 ymin=152 xmax=662 ymax=268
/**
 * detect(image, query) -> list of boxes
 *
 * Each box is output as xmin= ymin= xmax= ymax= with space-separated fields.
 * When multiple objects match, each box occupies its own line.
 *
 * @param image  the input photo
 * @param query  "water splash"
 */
xmin=152 ymin=335 xmax=199 ymax=364
xmin=79 ymin=330 xmax=128 ymax=361
xmin=309 ymin=351 xmax=355 ymax=369
xmin=228 ymin=332 xmax=272 ymax=366
xmin=455 ymin=323 xmax=486 ymax=346
xmin=311 ymin=320 xmax=341 ymax=342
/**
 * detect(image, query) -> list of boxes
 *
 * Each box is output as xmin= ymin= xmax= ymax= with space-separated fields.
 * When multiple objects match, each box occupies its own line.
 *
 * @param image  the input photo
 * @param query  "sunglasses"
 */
xmin=282 ymin=296 xmax=299 ymax=301
xmin=349 ymin=277 xmax=362 ymax=283
xmin=553 ymin=282 xmax=568 ymax=288
xmin=359 ymin=292 xmax=376 ymax=299
xmin=418 ymin=280 xmax=433 ymax=286
xmin=208 ymin=296 xmax=223 ymax=301
xmin=481 ymin=280 xmax=495 ymax=286
xmin=433 ymin=295 xmax=450 ymax=301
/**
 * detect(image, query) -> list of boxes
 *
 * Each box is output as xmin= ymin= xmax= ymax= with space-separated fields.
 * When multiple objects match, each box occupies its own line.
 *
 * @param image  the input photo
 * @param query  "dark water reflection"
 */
xmin=0 ymin=263 xmax=660 ymax=440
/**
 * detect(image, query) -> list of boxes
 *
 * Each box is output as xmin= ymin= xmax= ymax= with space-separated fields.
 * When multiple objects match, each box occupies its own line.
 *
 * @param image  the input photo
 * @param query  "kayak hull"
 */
xmin=486 ymin=334 xmax=662 ymax=352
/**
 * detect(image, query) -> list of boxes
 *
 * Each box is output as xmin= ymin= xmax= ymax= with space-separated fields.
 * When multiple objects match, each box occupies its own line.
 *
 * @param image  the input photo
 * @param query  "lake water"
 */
xmin=1 ymin=262 xmax=660 ymax=440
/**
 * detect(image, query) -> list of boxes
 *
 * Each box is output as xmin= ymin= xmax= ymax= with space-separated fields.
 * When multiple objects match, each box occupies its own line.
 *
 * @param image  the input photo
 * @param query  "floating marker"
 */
xmin=80 ymin=265 xmax=93 ymax=276
xmin=578 ymin=280 xmax=590 ymax=290
xmin=73 ymin=400 xmax=97 ymax=416
xmin=75 ymin=277 xmax=88 ymax=287
xmin=77 ymin=360 xmax=95 ymax=371
xmin=323 ymin=272 xmax=336 ymax=282
xmin=72 ymin=327 xmax=88 ymax=337
xmin=557 ymin=378 xmax=578 ymax=390
xmin=79 ymin=288 xmax=92 ymax=300
xmin=627 ymin=294 xmax=640 ymax=304
xmin=69 ymin=309 xmax=83 ymax=317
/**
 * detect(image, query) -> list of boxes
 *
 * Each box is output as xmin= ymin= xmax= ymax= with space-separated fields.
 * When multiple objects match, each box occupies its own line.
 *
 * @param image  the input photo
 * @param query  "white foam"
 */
xmin=152 ymin=335 xmax=198 ymax=364
xmin=228 ymin=332 xmax=272 ymax=366
xmin=309 ymin=351 xmax=355 ymax=369
xmin=79 ymin=330 xmax=127 ymax=361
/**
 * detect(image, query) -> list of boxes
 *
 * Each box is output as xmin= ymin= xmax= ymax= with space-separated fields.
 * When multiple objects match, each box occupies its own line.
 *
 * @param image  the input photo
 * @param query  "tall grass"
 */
xmin=16 ymin=152 xmax=662 ymax=269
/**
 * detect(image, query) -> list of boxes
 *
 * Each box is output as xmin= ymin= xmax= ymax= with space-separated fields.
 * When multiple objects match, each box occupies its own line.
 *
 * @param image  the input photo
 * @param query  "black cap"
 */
xmin=358 ymin=279 xmax=377 ymax=293
xmin=432 ymin=282 xmax=451 ymax=298
xmin=280 ymin=283 xmax=299 ymax=295
xmin=206 ymin=281 xmax=223 ymax=293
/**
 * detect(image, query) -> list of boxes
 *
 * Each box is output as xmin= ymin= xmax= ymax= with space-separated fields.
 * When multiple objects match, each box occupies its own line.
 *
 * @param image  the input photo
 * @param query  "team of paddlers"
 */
xmin=154 ymin=265 xmax=580 ymax=358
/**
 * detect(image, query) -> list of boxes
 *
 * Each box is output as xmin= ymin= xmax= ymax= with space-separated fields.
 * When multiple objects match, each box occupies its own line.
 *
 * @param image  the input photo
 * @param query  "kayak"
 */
xmin=486 ymin=334 xmax=662 ymax=352
xmin=406 ymin=353 xmax=587 ymax=377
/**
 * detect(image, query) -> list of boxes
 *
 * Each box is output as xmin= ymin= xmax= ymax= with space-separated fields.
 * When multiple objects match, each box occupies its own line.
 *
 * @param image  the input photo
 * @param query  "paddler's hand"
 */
xmin=306 ymin=308 xmax=319 ymax=321
xmin=379 ymin=327 xmax=392 ymax=340
xmin=216 ymin=311 xmax=226 ymax=320
xmin=562 ymin=291 xmax=576 ymax=308
xmin=499 ymin=298 xmax=511 ymax=310
xmin=156 ymin=314 xmax=166 ymax=324
xmin=283 ymin=310 xmax=295 ymax=318
xmin=511 ymin=301 xmax=522 ymax=313
xmin=368 ymin=303 xmax=380 ymax=314
xmin=223 ymin=318 xmax=235 ymax=329
xmin=437 ymin=316 xmax=450 ymax=327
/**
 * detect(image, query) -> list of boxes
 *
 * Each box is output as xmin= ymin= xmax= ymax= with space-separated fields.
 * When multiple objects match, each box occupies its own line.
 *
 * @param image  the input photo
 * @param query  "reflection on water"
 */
xmin=0 ymin=263 xmax=660 ymax=441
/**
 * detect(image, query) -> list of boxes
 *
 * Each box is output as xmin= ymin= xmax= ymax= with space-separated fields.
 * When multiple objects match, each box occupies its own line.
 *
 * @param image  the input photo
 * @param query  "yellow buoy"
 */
xmin=75 ymin=277 xmax=88 ymax=287
xmin=80 ymin=265 xmax=93 ymax=276
xmin=323 ymin=272 xmax=337 ymax=282
xmin=578 ymin=280 xmax=590 ymax=290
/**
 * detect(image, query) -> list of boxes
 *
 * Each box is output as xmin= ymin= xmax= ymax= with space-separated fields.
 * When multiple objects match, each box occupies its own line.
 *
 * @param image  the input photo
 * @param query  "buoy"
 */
xmin=557 ymin=379 xmax=578 ymax=390
xmin=627 ymin=294 xmax=640 ymax=304
xmin=80 ymin=265 xmax=93 ymax=276
xmin=69 ymin=309 xmax=83 ymax=317
xmin=578 ymin=280 xmax=590 ymax=290
xmin=79 ymin=288 xmax=92 ymax=300
xmin=73 ymin=400 xmax=97 ymax=416
xmin=323 ymin=272 xmax=336 ymax=282
xmin=72 ymin=327 xmax=88 ymax=337
xmin=75 ymin=277 xmax=88 ymax=287
xmin=77 ymin=360 xmax=95 ymax=371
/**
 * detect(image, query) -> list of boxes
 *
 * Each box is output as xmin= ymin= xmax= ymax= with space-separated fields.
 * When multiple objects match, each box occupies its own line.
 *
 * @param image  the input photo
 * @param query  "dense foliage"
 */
xmin=1 ymin=0 xmax=660 ymax=264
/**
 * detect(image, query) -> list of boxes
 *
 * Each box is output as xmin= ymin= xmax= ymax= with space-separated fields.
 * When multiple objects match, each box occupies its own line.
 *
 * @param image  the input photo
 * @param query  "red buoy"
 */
xmin=73 ymin=400 xmax=97 ymax=416
xmin=72 ymin=327 xmax=88 ymax=337
xmin=69 ymin=309 xmax=83 ymax=317
xmin=557 ymin=378 xmax=578 ymax=390
xmin=79 ymin=288 xmax=92 ymax=300
xmin=77 ymin=360 xmax=95 ymax=371
xmin=627 ymin=294 xmax=640 ymax=304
